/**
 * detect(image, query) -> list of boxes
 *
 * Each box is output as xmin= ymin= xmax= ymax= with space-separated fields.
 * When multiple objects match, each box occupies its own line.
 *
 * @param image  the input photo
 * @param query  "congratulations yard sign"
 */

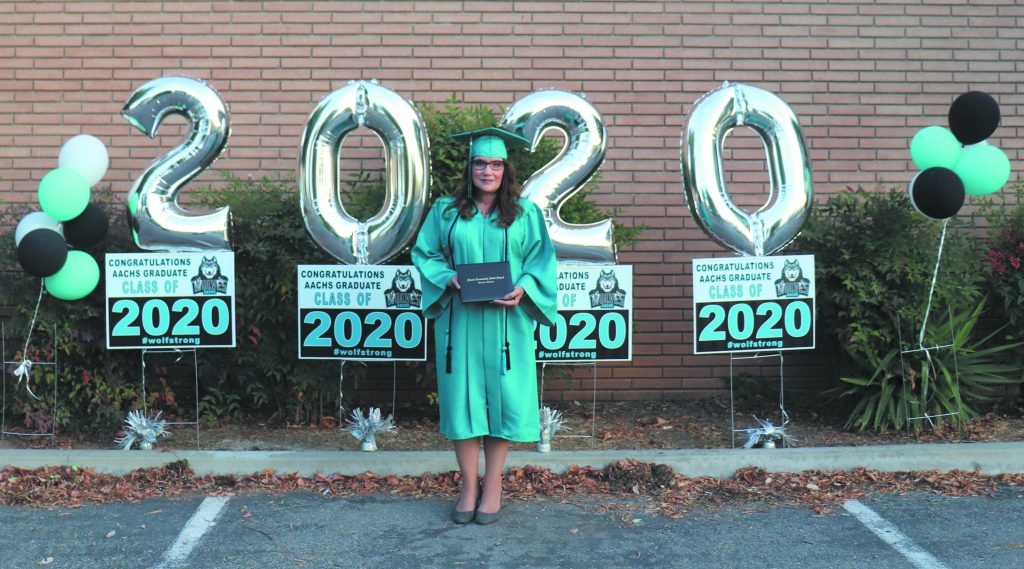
xmin=535 ymin=264 xmax=633 ymax=362
xmin=692 ymin=255 xmax=815 ymax=354
xmin=105 ymin=252 xmax=236 ymax=349
xmin=297 ymin=265 xmax=427 ymax=361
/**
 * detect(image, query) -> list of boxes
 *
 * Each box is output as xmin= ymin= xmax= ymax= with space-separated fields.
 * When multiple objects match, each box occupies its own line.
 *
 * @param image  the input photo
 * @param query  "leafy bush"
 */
xmin=795 ymin=187 xmax=1018 ymax=431
xmin=979 ymin=183 xmax=1024 ymax=330
xmin=0 ymin=188 xmax=157 ymax=434
xmin=192 ymin=173 xmax=338 ymax=424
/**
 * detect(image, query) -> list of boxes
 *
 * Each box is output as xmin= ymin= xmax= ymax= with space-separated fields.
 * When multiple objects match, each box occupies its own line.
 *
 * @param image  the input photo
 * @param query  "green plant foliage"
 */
xmin=0 ymin=188 xmax=152 ymax=433
xmin=794 ymin=187 xmax=1016 ymax=431
xmin=837 ymin=300 xmax=1020 ymax=432
xmin=978 ymin=182 xmax=1024 ymax=330
xmin=192 ymin=173 xmax=340 ymax=424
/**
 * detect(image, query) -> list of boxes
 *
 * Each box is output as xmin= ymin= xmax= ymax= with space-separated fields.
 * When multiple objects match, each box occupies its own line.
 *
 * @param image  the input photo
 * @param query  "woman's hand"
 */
xmin=448 ymin=275 xmax=460 ymax=289
xmin=493 ymin=285 xmax=525 ymax=307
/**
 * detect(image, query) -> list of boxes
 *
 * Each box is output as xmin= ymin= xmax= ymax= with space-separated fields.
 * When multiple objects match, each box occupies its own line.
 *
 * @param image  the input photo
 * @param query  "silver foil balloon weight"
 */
xmin=122 ymin=76 xmax=232 ymax=251
xmin=538 ymin=406 xmax=570 ymax=453
xmin=739 ymin=416 xmax=795 ymax=449
xmin=681 ymin=82 xmax=812 ymax=256
xmin=299 ymin=80 xmax=430 ymax=265
xmin=115 ymin=410 xmax=170 ymax=450
xmin=343 ymin=407 xmax=396 ymax=452
xmin=499 ymin=89 xmax=614 ymax=264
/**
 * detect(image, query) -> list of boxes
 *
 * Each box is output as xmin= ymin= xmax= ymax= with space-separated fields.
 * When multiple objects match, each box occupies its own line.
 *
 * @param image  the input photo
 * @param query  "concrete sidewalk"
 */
xmin=3 ymin=442 xmax=1023 ymax=478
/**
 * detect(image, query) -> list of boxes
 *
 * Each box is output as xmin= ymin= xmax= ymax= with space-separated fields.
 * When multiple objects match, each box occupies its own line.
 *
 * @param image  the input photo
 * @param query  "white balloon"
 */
xmin=58 ymin=134 xmax=109 ymax=187
xmin=15 ymin=211 xmax=63 ymax=246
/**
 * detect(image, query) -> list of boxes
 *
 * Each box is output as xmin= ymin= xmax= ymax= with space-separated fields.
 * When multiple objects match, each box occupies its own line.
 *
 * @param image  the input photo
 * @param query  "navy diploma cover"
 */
xmin=456 ymin=261 xmax=514 ymax=303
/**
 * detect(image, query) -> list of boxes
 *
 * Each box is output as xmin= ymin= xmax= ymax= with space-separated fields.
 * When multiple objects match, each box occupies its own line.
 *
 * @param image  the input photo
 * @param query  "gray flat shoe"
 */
xmin=474 ymin=499 xmax=501 ymax=525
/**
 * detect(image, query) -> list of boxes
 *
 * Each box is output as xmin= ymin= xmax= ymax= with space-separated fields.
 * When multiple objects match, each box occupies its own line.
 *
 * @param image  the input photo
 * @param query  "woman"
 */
xmin=412 ymin=126 xmax=557 ymax=525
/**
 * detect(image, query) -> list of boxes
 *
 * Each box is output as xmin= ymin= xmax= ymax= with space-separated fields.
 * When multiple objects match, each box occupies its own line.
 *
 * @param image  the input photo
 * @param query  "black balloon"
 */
xmin=948 ymin=91 xmax=1000 ymax=145
xmin=63 ymin=203 xmax=109 ymax=248
xmin=17 ymin=228 xmax=69 ymax=277
xmin=910 ymin=167 xmax=965 ymax=220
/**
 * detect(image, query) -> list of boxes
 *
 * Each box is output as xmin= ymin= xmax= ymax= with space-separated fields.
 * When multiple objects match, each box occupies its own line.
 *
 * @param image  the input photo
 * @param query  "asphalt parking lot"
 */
xmin=2 ymin=489 xmax=1023 ymax=569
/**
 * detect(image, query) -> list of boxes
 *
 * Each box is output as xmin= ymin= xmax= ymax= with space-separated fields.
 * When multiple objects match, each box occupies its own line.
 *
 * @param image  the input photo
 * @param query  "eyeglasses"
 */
xmin=471 ymin=159 xmax=505 ymax=172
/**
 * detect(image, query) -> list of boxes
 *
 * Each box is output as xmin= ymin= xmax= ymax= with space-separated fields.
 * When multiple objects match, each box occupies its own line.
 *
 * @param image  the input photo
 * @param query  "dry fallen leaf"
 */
xmin=37 ymin=558 xmax=53 ymax=566
xmin=105 ymin=530 xmax=116 ymax=539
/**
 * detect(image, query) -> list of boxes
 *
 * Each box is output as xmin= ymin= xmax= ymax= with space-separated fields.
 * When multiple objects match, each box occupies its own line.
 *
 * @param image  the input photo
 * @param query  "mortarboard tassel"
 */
xmin=445 ymin=330 xmax=452 ymax=373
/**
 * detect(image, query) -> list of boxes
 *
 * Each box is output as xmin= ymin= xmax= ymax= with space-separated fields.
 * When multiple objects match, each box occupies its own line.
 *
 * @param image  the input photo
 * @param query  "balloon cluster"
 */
xmin=908 ymin=91 xmax=1010 ymax=220
xmin=14 ymin=135 xmax=110 ymax=300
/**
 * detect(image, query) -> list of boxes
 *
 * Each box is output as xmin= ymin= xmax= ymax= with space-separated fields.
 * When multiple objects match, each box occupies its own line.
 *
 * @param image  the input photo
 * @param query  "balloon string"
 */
xmin=13 ymin=281 xmax=45 ymax=400
xmin=918 ymin=219 xmax=948 ymax=349
xmin=337 ymin=360 xmax=366 ymax=418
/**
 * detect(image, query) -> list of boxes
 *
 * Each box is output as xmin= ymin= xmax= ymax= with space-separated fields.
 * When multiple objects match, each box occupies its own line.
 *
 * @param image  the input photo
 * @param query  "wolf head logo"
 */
xmin=192 ymin=256 xmax=229 ymax=295
xmin=782 ymin=260 xmax=802 ymax=282
xmin=393 ymin=270 xmax=413 ymax=293
xmin=774 ymin=259 xmax=810 ymax=298
xmin=200 ymin=257 xmax=221 ymax=279
xmin=598 ymin=270 xmax=618 ymax=293
xmin=384 ymin=269 xmax=422 ymax=309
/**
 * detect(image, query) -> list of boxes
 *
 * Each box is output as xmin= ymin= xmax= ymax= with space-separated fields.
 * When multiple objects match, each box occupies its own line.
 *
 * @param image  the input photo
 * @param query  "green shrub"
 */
xmin=795 ymin=187 xmax=1018 ymax=431
xmin=979 ymin=183 xmax=1024 ymax=330
xmin=192 ymin=173 xmax=338 ymax=424
xmin=0 ymin=188 xmax=154 ymax=434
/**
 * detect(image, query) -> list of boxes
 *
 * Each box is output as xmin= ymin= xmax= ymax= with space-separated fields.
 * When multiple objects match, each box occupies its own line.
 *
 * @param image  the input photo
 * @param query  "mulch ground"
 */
xmin=8 ymin=398 xmax=1023 ymax=452
xmin=4 ymin=398 xmax=1024 ymax=513
xmin=3 ymin=459 xmax=1023 ymax=517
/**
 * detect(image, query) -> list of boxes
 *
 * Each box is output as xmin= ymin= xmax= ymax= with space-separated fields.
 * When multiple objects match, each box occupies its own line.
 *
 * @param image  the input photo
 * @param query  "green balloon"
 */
xmin=910 ymin=126 xmax=961 ymax=170
xmin=44 ymin=250 xmax=100 ymax=301
xmin=954 ymin=144 xmax=1011 ymax=196
xmin=128 ymin=191 xmax=139 ymax=215
xmin=38 ymin=167 xmax=90 ymax=221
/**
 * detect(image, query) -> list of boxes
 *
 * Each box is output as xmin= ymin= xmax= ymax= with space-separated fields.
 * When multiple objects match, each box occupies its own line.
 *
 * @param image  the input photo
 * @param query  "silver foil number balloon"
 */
xmin=300 ymin=80 xmax=430 ymax=265
xmin=499 ymin=90 xmax=614 ymax=264
xmin=681 ymin=82 xmax=812 ymax=256
xmin=122 ymin=76 xmax=232 ymax=251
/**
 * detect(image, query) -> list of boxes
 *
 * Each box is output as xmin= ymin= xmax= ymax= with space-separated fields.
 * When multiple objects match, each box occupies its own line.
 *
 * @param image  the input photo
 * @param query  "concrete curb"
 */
xmin=4 ymin=442 xmax=1024 ymax=479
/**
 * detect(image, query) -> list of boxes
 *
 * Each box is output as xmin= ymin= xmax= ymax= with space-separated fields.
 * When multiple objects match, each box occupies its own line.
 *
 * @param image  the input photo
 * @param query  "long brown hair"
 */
xmin=448 ymin=160 xmax=523 ymax=228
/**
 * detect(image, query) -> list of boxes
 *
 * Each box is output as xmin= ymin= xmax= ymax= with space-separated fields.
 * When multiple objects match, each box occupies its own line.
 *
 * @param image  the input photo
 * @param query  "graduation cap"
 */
xmin=450 ymin=126 xmax=530 ymax=160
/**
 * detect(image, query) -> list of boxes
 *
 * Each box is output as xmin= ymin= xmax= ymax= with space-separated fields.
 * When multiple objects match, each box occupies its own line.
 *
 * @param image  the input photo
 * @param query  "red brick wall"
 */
xmin=2 ymin=1 xmax=1023 ymax=401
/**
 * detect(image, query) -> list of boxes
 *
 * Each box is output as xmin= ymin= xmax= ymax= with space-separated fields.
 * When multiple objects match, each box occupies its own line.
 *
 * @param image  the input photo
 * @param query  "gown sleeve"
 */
xmin=412 ymin=198 xmax=458 ymax=320
xmin=516 ymin=200 xmax=558 ymax=328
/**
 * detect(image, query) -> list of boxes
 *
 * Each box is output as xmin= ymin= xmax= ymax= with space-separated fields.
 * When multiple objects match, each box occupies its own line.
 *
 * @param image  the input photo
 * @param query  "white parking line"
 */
xmin=154 ymin=496 xmax=231 ymax=569
xmin=843 ymin=500 xmax=949 ymax=569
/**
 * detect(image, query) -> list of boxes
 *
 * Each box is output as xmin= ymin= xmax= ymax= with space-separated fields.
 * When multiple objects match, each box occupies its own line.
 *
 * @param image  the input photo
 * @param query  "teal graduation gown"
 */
xmin=412 ymin=197 xmax=557 ymax=442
